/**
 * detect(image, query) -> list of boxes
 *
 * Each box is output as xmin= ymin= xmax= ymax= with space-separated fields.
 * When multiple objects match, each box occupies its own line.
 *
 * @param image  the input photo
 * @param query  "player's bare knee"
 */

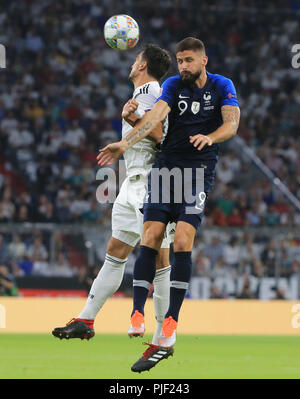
xmin=141 ymin=225 xmax=164 ymax=250
xmin=173 ymin=236 xmax=193 ymax=252
xmin=106 ymin=237 xmax=132 ymax=259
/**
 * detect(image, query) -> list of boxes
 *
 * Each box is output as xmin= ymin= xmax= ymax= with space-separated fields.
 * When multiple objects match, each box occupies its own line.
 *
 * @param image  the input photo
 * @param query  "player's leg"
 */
xmin=52 ymin=235 xmax=135 ymax=340
xmin=151 ymin=221 xmax=175 ymax=344
xmin=77 ymin=235 xmax=134 ymax=320
xmin=152 ymin=247 xmax=171 ymax=345
xmin=130 ymin=220 xmax=166 ymax=325
xmin=157 ymin=221 xmax=196 ymax=347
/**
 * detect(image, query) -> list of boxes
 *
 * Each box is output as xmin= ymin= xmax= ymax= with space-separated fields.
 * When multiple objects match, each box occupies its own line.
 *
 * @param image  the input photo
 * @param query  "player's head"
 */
xmin=129 ymin=44 xmax=171 ymax=82
xmin=175 ymin=37 xmax=208 ymax=85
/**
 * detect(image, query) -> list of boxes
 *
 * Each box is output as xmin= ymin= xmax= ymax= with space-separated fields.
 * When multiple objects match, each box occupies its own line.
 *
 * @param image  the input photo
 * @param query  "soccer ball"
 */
xmin=104 ymin=15 xmax=139 ymax=51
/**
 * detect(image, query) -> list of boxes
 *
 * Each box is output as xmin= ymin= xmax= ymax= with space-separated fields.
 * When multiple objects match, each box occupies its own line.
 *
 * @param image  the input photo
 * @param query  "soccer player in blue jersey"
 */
xmin=97 ymin=37 xmax=240 ymax=372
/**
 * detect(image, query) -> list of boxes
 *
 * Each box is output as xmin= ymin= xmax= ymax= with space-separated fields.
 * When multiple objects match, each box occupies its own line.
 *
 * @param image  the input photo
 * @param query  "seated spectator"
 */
xmin=264 ymin=205 xmax=280 ymax=226
xmin=8 ymin=234 xmax=27 ymax=261
xmin=203 ymin=236 xmax=224 ymax=268
xmin=1 ymin=189 xmax=15 ymax=222
xmin=211 ymin=206 xmax=227 ymax=226
xmin=51 ymin=252 xmax=75 ymax=277
xmin=15 ymin=205 xmax=31 ymax=223
xmin=217 ymin=187 xmax=236 ymax=216
xmin=245 ymin=203 xmax=261 ymax=226
xmin=27 ymin=237 xmax=48 ymax=263
xmin=236 ymin=277 xmax=256 ymax=299
xmin=261 ymin=239 xmax=277 ymax=277
xmin=17 ymin=256 xmax=34 ymax=276
xmin=273 ymin=288 xmax=286 ymax=300
xmin=64 ymin=119 xmax=85 ymax=148
xmin=223 ymin=236 xmax=240 ymax=270
xmin=82 ymin=199 xmax=102 ymax=223
xmin=252 ymin=259 xmax=265 ymax=278
xmin=227 ymin=208 xmax=244 ymax=226
xmin=193 ymin=251 xmax=211 ymax=278
xmin=210 ymin=285 xmax=225 ymax=299
xmin=216 ymin=159 xmax=234 ymax=184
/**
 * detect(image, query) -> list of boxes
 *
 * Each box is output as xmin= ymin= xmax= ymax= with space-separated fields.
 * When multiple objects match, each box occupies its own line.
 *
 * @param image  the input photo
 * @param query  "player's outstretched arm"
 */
xmin=190 ymin=105 xmax=240 ymax=151
xmin=97 ymin=100 xmax=170 ymax=166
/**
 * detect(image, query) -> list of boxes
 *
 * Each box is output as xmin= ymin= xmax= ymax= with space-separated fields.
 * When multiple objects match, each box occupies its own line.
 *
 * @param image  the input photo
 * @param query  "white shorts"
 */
xmin=112 ymin=174 xmax=175 ymax=248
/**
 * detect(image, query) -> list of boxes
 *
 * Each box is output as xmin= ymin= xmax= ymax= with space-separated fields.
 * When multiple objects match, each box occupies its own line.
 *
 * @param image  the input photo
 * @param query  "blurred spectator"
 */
xmin=203 ymin=236 xmax=224 ymax=268
xmin=51 ymin=252 xmax=75 ymax=277
xmin=17 ymin=256 xmax=34 ymax=276
xmin=264 ymin=205 xmax=280 ymax=226
xmin=223 ymin=236 xmax=240 ymax=270
xmin=8 ymin=234 xmax=26 ymax=261
xmin=236 ymin=277 xmax=256 ymax=299
xmin=227 ymin=208 xmax=244 ymax=226
xmin=273 ymin=288 xmax=286 ymax=300
xmin=0 ymin=265 xmax=18 ymax=296
xmin=210 ymin=285 xmax=225 ymax=299
xmin=192 ymin=251 xmax=211 ymax=277
xmin=261 ymin=239 xmax=277 ymax=277
xmin=0 ymin=234 xmax=10 ymax=263
xmin=27 ymin=237 xmax=48 ymax=263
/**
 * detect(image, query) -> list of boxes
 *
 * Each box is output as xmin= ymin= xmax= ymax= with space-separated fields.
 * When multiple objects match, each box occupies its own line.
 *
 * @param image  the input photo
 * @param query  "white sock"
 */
xmin=78 ymin=253 xmax=127 ymax=320
xmin=152 ymin=265 xmax=171 ymax=345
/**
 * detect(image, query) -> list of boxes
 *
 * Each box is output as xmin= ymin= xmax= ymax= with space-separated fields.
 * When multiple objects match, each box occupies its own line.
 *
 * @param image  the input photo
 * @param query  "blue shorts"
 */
xmin=143 ymin=154 xmax=216 ymax=230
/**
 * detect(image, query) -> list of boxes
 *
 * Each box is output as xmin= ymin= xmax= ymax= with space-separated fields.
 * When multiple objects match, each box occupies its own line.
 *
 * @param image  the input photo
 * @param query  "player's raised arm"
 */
xmin=97 ymin=99 xmax=170 ymax=166
xmin=190 ymin=105 xmax=240 ymax=151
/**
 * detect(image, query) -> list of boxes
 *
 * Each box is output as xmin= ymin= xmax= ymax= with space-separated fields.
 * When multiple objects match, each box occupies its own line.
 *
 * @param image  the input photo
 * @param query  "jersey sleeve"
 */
xmin=155 ymin=76 xmax=179 ymax=108
xmin=218 ymin=77 xmax=239 ymax=107
xmin=134 ymin=84 xmax=160 ymax=117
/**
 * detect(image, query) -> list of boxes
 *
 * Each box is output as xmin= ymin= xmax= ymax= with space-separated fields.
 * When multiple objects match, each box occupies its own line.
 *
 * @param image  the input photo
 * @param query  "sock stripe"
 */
xmin=170 ymin=280 xmax=189 ymax=290
xmin=133 ymin=279 xmax=152 ymax=290
xmin=155 ymin=266 xmax=171 ymax=277
xmin=105 ymin=254 xmax=127 ymax=265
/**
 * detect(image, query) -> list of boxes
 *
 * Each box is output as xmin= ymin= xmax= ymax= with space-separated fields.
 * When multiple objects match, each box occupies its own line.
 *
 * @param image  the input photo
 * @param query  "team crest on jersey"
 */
xmin=191 ymin=101 xmax=200 ymax=114
xmin=203 ymin=92 xmax=211 ymax=102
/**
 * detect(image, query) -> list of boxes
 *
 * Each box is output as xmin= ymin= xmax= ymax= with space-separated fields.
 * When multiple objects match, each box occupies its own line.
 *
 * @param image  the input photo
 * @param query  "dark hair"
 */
xmin=176 ymin=37 xmax=206 ymax=54
xmin=141 ymin=44 xmax=171 ymax=81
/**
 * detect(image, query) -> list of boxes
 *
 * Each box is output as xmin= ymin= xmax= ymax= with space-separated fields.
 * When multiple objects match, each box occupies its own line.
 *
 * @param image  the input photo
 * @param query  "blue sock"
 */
xmin=165 ymin=251 xmax=192 ymax=322
xmin=132 ymin=245 xmax=158 ymax=316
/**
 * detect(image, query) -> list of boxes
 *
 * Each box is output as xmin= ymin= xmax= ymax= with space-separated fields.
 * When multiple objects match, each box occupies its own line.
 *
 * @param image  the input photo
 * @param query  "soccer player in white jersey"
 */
xmin=52 ymin=44 xmax=173 ymax=346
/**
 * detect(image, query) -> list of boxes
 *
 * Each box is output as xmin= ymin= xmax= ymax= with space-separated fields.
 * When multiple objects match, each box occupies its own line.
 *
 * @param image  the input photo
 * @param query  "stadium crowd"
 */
xmin=0 ymin=0 xmax=299 ymax=293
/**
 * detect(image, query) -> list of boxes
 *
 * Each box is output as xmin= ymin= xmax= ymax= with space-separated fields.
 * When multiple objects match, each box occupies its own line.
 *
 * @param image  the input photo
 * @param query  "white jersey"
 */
xmin=122 ymin=81 xmax=160 ymax=178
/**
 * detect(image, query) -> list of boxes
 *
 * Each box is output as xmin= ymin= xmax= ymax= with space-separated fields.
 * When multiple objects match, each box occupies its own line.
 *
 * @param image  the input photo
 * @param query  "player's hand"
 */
xmin=189 ymin=134 xmax=213 ymax=151
xmin=122 ymin=99 xmax=139 ymax=118
xmin=96 ymin=141 xmax=126 ymax=166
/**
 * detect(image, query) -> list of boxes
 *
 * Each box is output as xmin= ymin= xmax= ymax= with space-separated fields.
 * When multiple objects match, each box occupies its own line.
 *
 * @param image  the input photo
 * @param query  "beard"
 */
xmin=180 ymin=70 xmax=201 ymax=86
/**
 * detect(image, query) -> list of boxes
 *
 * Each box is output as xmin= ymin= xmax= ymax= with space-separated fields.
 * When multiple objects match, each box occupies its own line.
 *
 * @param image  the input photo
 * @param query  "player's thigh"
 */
xmin=173 ymin=221 xmax=196 ymax=252
xmin=156 ymin=248 xmax=170 ymax=270
xmin=106 ymin=236 xmax=134 ymax=259
xmin=141 ymin=221 xmax=166 ymax=251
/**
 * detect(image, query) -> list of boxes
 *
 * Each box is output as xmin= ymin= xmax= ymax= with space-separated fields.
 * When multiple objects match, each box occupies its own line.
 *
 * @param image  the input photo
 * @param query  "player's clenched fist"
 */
xmin=97 ymin=141 xmax=127 ymax=166
xmin=189 ymin=134 xmax=213 ymax=151
xmin=122 ymin=98 xmax=139 ymax=119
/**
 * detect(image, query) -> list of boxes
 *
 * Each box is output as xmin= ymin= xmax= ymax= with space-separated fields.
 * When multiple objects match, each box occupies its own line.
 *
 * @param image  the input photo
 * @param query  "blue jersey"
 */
xmin=157 ymin=71 xmax=239 ymax=163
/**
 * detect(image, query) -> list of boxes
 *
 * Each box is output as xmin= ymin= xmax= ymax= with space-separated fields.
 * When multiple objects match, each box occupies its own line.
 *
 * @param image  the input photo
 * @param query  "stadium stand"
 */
xmin=0 ymin=0 xmax=299 ymax=298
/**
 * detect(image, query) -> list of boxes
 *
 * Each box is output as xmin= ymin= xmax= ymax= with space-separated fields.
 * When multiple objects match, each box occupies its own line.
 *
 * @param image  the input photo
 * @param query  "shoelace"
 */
xmin=142 ymin=342 xmax=159 ymax=359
